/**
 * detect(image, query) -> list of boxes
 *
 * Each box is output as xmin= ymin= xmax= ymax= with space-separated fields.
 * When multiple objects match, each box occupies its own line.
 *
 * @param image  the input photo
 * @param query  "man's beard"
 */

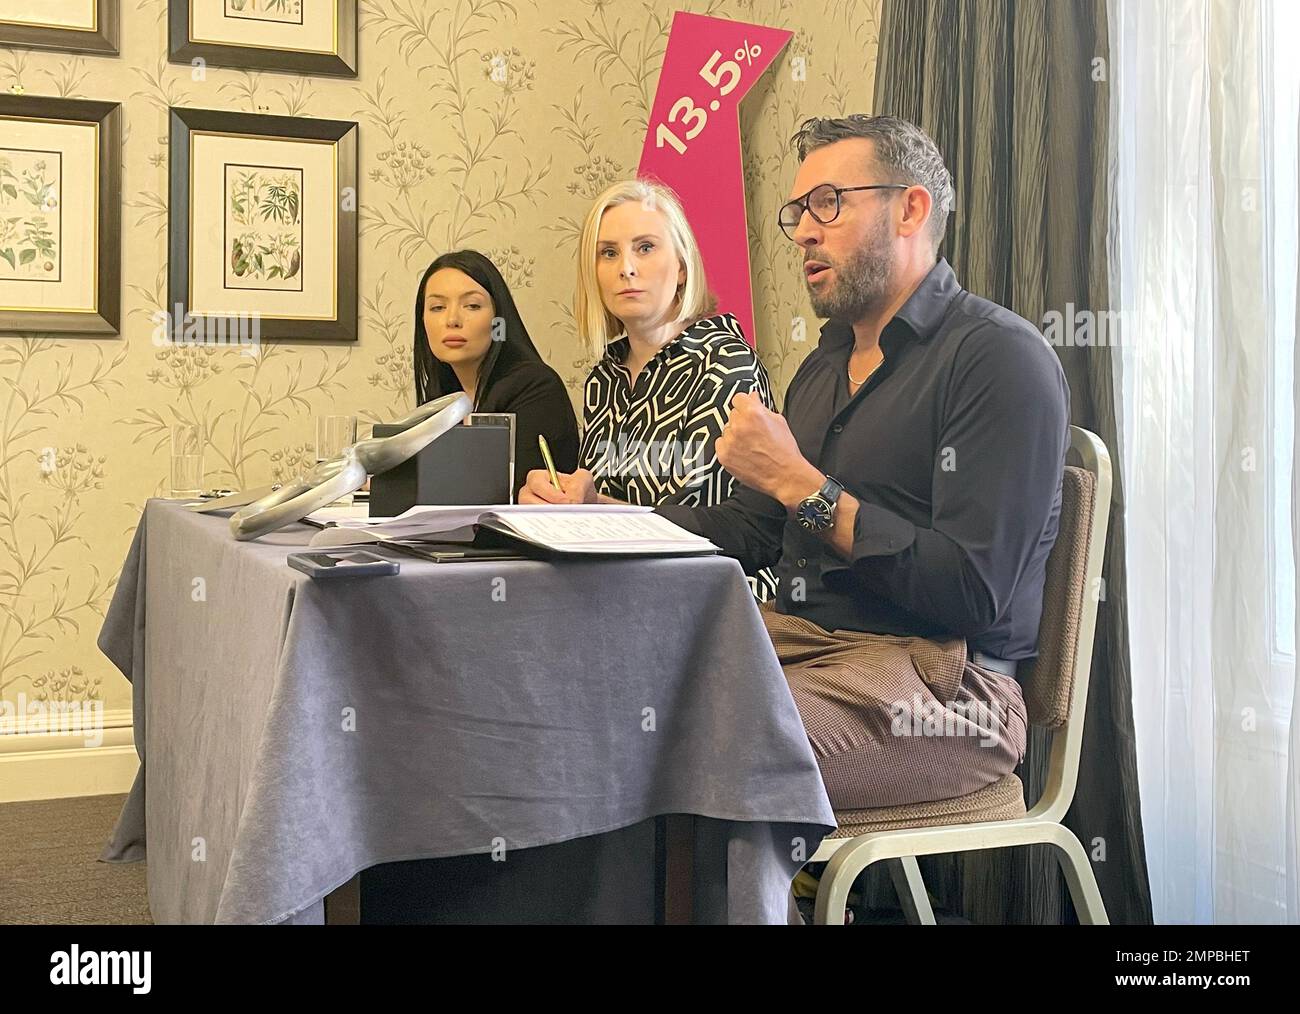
xmin=806 ymin=217 xmax=896 ymax=320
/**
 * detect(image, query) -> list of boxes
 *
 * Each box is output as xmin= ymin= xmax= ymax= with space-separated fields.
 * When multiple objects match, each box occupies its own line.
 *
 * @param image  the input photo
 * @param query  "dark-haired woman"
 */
xmin=412 ymin=250 xmax=578 ymax=496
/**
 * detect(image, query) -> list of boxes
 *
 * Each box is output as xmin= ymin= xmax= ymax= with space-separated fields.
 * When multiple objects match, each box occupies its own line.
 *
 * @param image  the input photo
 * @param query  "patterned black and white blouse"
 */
xmin=579 ymin=312 xmax=778 ymax=599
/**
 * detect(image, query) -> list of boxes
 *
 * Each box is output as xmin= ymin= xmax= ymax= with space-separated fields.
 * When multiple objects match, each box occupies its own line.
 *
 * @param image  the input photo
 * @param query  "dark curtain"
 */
xmin=864 ymin=0 xmax=1152 ymax=925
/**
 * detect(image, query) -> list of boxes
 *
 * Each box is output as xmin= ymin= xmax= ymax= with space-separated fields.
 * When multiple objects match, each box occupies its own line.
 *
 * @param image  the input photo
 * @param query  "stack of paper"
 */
xmin=306 ymin=503 xmax=718 ymax=556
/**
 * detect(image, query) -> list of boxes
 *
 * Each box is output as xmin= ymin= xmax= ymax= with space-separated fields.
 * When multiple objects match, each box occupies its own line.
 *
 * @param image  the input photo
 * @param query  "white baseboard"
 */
xmin=0 ymin=708 xmax=139 ymax=803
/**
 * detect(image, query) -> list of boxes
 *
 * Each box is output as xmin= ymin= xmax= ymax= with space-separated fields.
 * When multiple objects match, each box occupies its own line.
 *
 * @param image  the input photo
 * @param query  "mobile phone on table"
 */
xmin=287 ymin=550 xmax=400 ymax=579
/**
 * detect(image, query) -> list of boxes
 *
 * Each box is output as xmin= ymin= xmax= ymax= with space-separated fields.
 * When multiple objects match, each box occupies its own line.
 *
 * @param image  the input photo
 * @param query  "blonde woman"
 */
xmin=520 ymin=178 xmax=776 ymax=597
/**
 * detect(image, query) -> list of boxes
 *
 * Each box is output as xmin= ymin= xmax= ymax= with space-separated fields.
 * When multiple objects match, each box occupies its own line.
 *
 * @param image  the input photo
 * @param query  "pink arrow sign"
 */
xmin=638 ymin=12 xmax=793 ymax=347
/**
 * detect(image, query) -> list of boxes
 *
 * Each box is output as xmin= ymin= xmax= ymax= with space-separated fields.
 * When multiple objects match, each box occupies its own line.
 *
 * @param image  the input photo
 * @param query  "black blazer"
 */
xmin=473 ymin=358 xmax=579 ymax=494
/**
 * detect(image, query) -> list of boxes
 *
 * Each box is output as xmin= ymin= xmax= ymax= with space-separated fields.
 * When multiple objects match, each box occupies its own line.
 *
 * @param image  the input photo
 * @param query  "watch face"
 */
xmin=797 ymin=496 xmax=834 ymax=532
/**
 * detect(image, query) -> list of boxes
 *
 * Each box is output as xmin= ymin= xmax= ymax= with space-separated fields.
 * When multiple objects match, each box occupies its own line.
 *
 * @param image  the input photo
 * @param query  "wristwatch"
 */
xmin=795 ymin=475 xmax=845 ymax=533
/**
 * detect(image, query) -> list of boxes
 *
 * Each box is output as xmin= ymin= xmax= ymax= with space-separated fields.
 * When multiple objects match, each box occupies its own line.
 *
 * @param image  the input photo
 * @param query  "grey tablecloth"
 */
xmin=99 ymin=500 xmax=835 ymax=924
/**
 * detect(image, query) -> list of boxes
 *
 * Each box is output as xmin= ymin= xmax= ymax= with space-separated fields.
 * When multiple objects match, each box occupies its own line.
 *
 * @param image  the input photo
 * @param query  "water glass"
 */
xmin=169 ymin=424 xmax=204 ymax=499
xmin=315 ymin=415 xmax=358 ymax=506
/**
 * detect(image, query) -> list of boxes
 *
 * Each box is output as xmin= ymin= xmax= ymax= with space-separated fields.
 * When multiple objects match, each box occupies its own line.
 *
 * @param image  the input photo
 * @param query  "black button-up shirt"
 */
xmin=657 ymin=259 xmax=1070 ymax=662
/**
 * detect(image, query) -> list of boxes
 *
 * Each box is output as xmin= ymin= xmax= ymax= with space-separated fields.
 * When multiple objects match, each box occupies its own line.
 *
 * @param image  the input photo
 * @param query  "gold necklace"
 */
xmin=848 ymin=358 xmax=882 ymax=387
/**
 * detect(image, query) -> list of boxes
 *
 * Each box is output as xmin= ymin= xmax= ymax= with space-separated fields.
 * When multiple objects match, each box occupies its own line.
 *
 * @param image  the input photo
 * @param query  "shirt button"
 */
xmin=832 ymin=424 xmax=844 ymax=434
xmin=797 ymin=558 xmax=807 ymax=568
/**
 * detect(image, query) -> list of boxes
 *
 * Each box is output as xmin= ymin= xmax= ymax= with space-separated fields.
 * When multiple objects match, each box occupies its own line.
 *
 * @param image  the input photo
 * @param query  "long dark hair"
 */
xmin=413 ymin=250 xmax=543 ymax=407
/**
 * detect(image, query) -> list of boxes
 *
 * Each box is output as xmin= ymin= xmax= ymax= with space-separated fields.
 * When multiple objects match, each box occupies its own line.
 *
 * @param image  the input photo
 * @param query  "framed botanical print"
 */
xmin=0 ymin=1 xmax=119 ymax=55
xmin=168 ymin=107 xmax=358 ymax=342
xmin=0 ymin=95 xmax=121 ymax=336
xmin=169 ymin=1 xmax=357 ymax=77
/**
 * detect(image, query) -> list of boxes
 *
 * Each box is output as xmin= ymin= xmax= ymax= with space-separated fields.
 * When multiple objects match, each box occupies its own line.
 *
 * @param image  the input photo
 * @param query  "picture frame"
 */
xmin=168 ymin=106 xmax=358 ymax=343
xmin=0 ymin=94 xmax=121 ymax=336
xmin=0 ymin=1 xmax=119 ymax=56
xmin=168 ymin=1 xmax=357 ymax=78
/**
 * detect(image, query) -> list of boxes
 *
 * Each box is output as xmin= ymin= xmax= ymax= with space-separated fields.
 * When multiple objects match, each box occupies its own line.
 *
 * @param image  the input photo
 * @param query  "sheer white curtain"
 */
xmin=1110 ymin=0 xmax=1300 ymax=923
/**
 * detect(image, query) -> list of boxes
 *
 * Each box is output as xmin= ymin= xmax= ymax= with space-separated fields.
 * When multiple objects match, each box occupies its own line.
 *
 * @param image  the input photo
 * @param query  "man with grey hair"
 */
xmin=655 ymin=114 xmax=1070 ymax=822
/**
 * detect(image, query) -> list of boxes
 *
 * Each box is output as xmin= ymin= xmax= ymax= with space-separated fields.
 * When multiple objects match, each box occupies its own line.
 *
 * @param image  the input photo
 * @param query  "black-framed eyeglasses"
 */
xmin=778 ymin=183 xmax=909 ymax=240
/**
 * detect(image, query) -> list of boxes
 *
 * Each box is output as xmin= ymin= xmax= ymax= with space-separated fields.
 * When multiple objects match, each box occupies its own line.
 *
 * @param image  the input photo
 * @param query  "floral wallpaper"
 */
xmin=0 ymin=0 xmax=880 ymax=716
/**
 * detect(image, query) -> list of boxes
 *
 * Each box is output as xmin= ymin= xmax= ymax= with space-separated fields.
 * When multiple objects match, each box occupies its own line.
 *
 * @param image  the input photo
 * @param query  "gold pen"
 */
xmin=538 ymin=433 xmax=562 ymax=491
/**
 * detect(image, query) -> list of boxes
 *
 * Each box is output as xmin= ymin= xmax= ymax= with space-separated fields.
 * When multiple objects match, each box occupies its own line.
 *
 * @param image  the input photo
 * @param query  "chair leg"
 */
xmin=812 ymin=845 xmax=932 ymax=925
xmin=887 ymin=857 xmax=936 ymax=925
xmin=812 ymin=851 xmax=858 ymax=925
xmin=814 ymin=820 xmax=1109 ymax=925
xmin=1046 ymin=826 xmax=1109 ymax=925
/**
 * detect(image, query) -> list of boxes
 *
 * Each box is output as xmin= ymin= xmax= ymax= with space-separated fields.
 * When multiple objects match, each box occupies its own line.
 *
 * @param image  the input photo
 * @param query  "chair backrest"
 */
xmin=1022 ymin=466 xmax=1096 ymax=728
xmin=1020 ymin=426 xmax=1112 ymax=823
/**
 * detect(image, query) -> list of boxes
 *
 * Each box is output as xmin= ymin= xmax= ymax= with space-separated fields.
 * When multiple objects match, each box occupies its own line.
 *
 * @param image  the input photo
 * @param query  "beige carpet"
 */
xmin=0 ymin=793 xmax=151 ymax=924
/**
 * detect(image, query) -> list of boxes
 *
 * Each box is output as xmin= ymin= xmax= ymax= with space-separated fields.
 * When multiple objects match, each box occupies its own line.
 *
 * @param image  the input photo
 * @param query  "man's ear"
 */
xmin=897 ymin=185 xmax=933 ymax=241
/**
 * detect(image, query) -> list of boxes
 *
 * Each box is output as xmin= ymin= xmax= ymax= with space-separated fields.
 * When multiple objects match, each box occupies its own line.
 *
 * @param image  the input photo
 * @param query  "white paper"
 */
xmin=485 ymin=511 xmax=716 ymax=554
xmin=307 ymin=528 xmax=392 ymax=548
xmin=315 ymin=502 xmax=654 ymax=529
xmin=305 ymin=503 xmax=715 ymax=555
xmin=302 ymin=504 xmax=371 ymax=525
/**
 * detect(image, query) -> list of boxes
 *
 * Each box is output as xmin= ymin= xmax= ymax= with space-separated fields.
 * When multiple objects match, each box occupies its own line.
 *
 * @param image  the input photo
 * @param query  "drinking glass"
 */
xmin=169 ymin=424 xmax=204 ymax=499
xmin=315 ymin=415 xmax=358 ymax=506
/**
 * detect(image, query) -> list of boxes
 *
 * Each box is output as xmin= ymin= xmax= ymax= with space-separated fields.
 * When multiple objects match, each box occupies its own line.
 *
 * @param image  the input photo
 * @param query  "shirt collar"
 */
xmin=605 ymin=336 xmax=632 ymax=365
xmin=604 ymin=314 xmax=731 ymax=367
xmin=817 ymin=258 xmax=961 ymax=352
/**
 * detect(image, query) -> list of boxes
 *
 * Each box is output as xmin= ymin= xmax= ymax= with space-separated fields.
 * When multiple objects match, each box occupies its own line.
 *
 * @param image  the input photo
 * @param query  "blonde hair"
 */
xmin=575 ymin=178 xmax=716 ymax=360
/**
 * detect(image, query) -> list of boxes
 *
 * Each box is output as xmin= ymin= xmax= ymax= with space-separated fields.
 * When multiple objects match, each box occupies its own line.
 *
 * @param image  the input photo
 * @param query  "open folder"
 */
xmin=306 ymin=503 xmax=719 ymax=557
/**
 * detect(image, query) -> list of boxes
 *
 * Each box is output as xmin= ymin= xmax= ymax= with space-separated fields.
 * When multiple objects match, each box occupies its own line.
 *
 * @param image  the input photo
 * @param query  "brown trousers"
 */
xmin=762 ymin=608 xmax=1027 ymax=811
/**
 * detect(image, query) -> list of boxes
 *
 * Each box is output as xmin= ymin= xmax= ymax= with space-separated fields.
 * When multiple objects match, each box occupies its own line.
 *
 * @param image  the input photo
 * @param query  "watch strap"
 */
xmin=818 ymin=474 xmax=845 ymax=504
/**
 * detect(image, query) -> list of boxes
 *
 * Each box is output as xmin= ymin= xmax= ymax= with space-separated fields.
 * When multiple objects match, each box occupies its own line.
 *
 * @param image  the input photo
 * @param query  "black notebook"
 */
xmin=368 ymin=420 xmax=512 ymax=517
